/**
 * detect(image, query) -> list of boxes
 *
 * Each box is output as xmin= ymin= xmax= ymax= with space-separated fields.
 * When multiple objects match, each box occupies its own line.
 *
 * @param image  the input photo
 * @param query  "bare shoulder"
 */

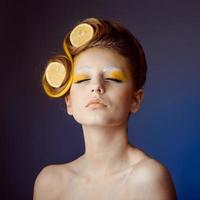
xmin=128 ymin=151 xmax=177 ymax=200
xmin=33 ymin=164 xmax=71 ymax=200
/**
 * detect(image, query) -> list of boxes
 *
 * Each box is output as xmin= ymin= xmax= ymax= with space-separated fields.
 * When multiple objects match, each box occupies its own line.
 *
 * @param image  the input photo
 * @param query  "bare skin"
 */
xmin=33 ymin=146 xmax=177 ymax=200
xmin=33 ymin=47 xmax=177 ymax=200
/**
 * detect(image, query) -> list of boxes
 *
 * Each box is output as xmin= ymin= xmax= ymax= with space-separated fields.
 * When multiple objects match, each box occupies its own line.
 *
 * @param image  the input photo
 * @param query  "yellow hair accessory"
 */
xmin=42 ymin=23 xmax=94 ymax=98
xmin=69 ymin=23 xmax=94 ymax=47
xmin=45 ymin=62 xmax=67 ymax=88
xmin=42 ymin=47 xmax=73 ymax=98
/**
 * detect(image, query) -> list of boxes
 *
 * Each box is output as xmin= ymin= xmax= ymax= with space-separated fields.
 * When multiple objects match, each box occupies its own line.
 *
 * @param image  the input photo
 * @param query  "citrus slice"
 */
xmin=45 ymin=62 xmax=67 ymax=88
xmin=70 ymin=23 xmax=94 ymax=47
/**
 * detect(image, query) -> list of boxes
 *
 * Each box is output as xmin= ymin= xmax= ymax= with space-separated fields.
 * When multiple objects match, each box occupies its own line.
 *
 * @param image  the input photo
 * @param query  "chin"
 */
xmin=74 ymin=116 xmax=125 ymax=127
xmin=72 ymin=110 xmax=129 ymax=127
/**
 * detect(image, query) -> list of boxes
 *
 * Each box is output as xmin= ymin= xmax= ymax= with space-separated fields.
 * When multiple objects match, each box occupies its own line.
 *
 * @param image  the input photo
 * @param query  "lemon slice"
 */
xmin=45 ymin=62 xmax=67 ymax=88
xmin=70 ymin=23 xmax=94 ymax=47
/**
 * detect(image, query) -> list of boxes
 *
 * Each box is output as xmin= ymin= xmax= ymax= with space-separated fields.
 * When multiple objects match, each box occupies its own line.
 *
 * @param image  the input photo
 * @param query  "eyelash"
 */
xmin=105 ymin=78 xmax=122 ymax=83
xmin=74 ymin=78 xmax=122 ymax=84
xmin=74 ymin=79 xmax=90 ymax=84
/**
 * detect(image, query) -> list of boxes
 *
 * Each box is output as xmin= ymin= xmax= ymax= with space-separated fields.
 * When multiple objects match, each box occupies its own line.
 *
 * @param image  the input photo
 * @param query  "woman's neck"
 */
xmin=79 ymin=123 xmax=133 ymax=178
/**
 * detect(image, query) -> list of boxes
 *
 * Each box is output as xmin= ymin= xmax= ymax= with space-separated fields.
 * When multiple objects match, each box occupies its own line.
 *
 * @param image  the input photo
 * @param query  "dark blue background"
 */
xmin=1 ymin=0 xmax=200 ymax=199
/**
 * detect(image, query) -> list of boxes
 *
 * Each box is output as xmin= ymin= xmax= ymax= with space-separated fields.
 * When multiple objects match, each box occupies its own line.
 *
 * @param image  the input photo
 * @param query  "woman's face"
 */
xmin=65 ymin=47 xmax=144 ymax=127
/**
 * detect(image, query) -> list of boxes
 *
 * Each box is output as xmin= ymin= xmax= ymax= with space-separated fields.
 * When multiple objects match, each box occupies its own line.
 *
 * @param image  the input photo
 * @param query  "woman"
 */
xmin=33 ymin=17 xmax=177 ymax=199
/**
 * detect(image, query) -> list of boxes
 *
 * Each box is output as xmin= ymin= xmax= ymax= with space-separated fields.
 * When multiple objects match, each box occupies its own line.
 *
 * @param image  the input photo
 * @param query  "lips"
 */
xmin=86 ymin=99 xmax=107 ymax=107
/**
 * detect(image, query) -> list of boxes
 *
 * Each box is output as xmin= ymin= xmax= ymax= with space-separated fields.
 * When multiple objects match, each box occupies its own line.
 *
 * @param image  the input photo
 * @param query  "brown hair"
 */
xmin=64 ymin=17 xmax=147 ymax=90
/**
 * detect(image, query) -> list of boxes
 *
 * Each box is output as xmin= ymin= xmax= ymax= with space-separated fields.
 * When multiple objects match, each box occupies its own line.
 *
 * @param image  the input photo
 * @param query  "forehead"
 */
xmin=73 ymin=47 xmax=131 ymax=73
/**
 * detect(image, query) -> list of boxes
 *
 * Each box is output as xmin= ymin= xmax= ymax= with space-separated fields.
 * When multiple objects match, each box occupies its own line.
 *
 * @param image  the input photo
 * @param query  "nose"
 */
xmin=91 ymin=86 xmax=104 ymax=94
xmin=91 ymin=78 xmax=105 ymax=94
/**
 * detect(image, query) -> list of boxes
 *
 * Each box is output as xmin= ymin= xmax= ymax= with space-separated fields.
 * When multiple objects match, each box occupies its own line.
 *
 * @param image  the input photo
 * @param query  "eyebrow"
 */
xmin=75 ymin=66 xmax=94 ymax=73
xmin=75 ymin=65 xmax=124 ymax=73
xmin=103 ymin=66 xmax=123 ymax=72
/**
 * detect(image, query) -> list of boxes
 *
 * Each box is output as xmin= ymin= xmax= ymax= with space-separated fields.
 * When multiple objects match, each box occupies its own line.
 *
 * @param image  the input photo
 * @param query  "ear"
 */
xmin=130 ymin=89 xmax=144 ymax=114
xmin=64 ymin=94 xmax=73 ymax=115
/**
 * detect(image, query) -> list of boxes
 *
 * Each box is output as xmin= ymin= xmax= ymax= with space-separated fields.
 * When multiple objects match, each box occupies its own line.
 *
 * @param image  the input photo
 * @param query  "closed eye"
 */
xmin=105 ymin=78 xmax=122 ymax=83
xmin=74 ymin=79 xmax=90 ymax=84
xmin=74 ymin=78 xmax=122 ymax=83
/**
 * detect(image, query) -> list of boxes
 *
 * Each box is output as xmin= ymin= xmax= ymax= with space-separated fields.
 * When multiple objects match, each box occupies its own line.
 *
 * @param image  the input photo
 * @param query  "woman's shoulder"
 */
xmin=133 ymin=155 xmax=172 ymax=183
xmin=33 ymin=163 xmax=73 ymax=200
xmin=128 ymin=146 xmax=171 ymax=176
xmin=128 ymin=147 xmax=177 ymax=199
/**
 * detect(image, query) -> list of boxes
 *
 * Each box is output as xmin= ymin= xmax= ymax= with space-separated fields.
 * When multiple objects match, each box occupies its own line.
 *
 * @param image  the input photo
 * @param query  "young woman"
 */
xmin=33 ymin=17 xmax=177 ymax=200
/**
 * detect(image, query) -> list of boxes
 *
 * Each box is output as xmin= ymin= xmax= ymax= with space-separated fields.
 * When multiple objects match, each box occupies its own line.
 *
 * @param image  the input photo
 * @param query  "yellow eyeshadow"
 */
xmin=72 ymin=74 xmax=89 ymax=83
xmin=108 ymin=71 xmax=128 ymax=81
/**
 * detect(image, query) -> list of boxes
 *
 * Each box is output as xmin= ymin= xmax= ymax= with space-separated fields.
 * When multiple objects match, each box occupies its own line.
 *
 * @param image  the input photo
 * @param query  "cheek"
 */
xmin=69 ymin=88 xmax=87 ymax=110
xmin=113 ymin=86 xmax=133 ymax=103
